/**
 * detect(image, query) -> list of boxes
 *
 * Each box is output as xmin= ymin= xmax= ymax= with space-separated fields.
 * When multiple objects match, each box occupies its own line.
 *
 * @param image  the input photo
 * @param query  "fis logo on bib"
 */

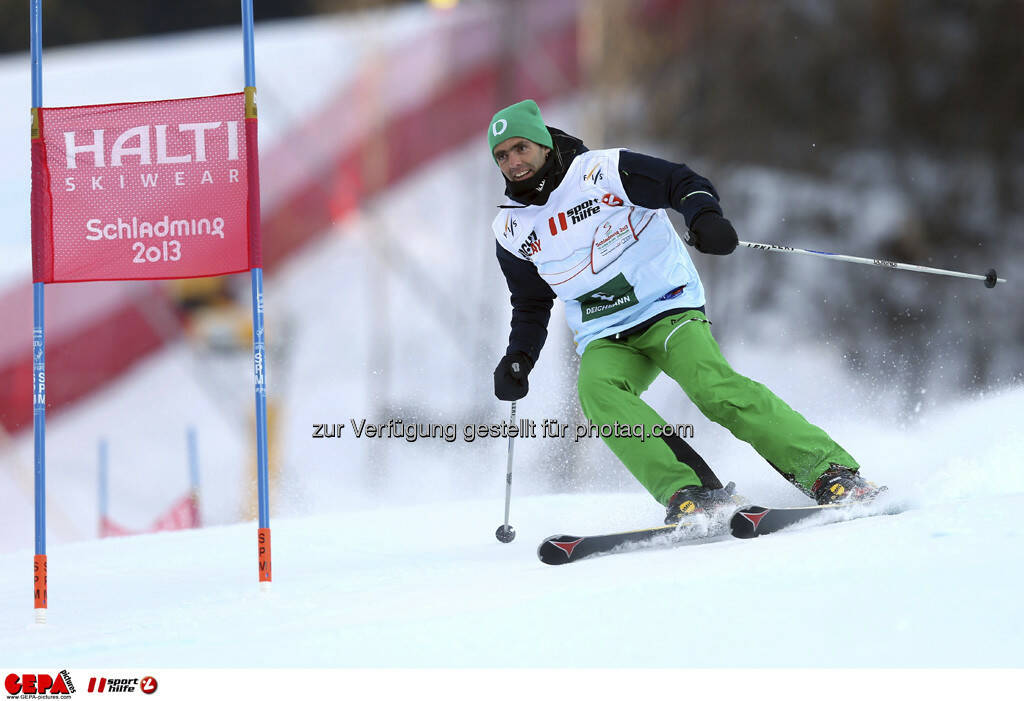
xmin=584 ymin=163 xmax=604 ymax=185
xmin=577 ymin=273 xmax=638 ymax=321
xmin=502 ymin=214 xmax=518 ymax=239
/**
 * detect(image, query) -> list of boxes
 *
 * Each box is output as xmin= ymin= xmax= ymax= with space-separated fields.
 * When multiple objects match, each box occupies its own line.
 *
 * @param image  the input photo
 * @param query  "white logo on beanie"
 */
xmin=491 ymin=119 xmax=508 ymax=137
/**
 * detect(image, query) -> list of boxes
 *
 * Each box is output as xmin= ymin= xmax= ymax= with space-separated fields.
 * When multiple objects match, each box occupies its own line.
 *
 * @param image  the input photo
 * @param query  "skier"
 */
xmin=487 ymin=99 xmax=883 ymax=525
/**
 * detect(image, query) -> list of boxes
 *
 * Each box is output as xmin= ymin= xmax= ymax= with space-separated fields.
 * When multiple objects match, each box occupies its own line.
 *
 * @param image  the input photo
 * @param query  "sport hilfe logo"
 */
xmin=4 ymin=671 xmax=74 ymax=696
xmin=547 ymin=198 xmax=601 ymax=236
xmin=86 ymin=676 xmax=158 ymax=694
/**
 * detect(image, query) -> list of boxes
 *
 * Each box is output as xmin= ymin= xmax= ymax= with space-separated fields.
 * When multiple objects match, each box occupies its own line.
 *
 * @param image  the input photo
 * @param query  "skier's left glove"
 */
xmin=493 ymin=351 xmax=534 ymax=401
xmin=686 ymin=212 xmax=738 ymax=255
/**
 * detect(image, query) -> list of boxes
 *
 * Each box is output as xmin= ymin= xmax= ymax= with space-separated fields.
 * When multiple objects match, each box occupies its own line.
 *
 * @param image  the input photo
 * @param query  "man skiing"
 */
xmin=488 ymin=99 xmax=883 ymax=525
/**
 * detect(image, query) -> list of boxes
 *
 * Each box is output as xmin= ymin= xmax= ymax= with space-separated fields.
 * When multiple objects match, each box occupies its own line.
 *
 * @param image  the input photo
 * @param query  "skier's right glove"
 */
xmin=493 ymin=351 xmax=534 ymax=401
xmin=686 ymin=212 xmax=738 ymax=255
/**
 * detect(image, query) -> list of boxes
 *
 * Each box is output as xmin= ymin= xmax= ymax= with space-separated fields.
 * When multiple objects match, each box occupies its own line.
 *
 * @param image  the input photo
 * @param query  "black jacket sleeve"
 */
xmin=495 ymin=241 xmax=556 ymax=364
xmin=618 ymin=150 xmax=723 ymax=228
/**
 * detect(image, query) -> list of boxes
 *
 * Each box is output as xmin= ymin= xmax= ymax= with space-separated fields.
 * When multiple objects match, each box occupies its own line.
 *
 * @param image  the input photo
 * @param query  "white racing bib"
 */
xmin=493 ymin=148 xmax=706 ymax=354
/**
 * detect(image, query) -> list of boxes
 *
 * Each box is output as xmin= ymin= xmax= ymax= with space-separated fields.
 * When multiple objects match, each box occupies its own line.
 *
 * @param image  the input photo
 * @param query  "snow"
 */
xmin=0 ymin=495 xmax=1020 ymax=667
xmin=1 ymin=385 xmax=1022 ymax=671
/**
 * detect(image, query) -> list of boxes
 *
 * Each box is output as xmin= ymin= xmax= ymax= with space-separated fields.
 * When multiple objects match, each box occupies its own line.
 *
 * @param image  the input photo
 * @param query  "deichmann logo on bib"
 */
xmin=576 ymin=273 xmax=638 ymax=321
xmin=491 ymin=118 xmax=508 ymax=137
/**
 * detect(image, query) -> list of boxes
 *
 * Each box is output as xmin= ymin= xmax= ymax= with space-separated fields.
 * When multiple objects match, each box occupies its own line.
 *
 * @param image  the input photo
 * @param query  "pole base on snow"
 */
xmin=33 ymin=554 xmax=47 ymax=622
xmin=495 ymin=524 xmax=516 ymax=543
xmin=985 ymin=268 xmax=999 ymax=289
xmin=258 ymin=527 xmax=272 ymax=585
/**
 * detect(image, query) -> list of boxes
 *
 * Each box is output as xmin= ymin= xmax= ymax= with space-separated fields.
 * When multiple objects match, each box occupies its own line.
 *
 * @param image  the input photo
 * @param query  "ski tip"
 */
xmin=730 ymin=505 xmax=770 ymax=539
xmin=537 ymin=534 xmax=585 ymax=565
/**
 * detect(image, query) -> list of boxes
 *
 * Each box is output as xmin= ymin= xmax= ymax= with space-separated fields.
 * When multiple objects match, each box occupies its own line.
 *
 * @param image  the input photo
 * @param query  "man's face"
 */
xmin=493 ymin=137 xmax=550 ymax=183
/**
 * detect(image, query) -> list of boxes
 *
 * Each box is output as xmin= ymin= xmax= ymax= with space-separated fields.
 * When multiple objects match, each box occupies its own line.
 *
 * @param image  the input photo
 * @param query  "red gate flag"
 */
xmin=100 ymin=492 xmax=200 ymax=538
xmin=32 ymin=93 xmax=255 ymax=283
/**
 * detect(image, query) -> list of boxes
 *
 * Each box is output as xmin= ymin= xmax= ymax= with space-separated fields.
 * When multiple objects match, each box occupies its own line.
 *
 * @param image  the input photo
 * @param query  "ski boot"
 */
xmin=811 ymin=465 xmax=887 ymax=505
xmin=664 ymin=481 xmax=742 ymax=526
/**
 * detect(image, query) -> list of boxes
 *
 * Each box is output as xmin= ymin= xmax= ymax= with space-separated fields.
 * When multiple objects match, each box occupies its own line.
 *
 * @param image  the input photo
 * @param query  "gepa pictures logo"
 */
xmin=4 ymin=671 xmax=74 ymax=697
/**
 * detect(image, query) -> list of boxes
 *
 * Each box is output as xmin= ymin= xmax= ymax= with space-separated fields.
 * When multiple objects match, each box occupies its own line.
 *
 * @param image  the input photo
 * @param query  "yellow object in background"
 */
xmin=243 ymin=401 xmax=281 ymax=522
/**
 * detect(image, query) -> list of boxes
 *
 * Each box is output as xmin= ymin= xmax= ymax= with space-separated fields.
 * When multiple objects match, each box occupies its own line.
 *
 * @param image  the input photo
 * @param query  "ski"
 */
xmin=730 ymin=499 xmax=903 ymax=539
xmin=537 ymin=523 xmax=723 ymax=565
xmin=538 ymin=491 xmax=907 ymax=564
xmin=539 ymin=499 xmax=906 ymax=563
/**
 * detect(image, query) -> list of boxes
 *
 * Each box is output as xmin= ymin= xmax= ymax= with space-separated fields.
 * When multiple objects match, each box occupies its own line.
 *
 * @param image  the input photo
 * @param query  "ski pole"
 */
xmin=739 ymin=240 xmax=1006 ymax=288
xmin=495 ymin=400 xmax=517 ymax=543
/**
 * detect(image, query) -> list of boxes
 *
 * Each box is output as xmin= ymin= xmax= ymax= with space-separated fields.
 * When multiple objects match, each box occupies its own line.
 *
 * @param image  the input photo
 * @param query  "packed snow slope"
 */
xmin=1 ymin=386 xmax=1021 ymax=668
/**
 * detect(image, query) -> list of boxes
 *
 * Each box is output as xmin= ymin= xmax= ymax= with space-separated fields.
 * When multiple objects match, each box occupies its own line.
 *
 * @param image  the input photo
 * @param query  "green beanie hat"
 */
xmin=487 ymin=99 xmax=553 ymax=157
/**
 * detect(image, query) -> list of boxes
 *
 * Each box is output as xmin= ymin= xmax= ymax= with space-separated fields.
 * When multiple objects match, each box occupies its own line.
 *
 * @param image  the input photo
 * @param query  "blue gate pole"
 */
xmin=30 ymin=0 xmax=48 ymax=624
xmin=242 ymin=0 xmax=272 ymax=589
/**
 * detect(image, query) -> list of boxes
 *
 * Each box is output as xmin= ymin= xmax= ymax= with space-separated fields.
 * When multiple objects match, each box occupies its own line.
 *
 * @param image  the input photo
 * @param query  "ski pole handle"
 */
xmin=739 ymin=240 xmax=1006 ymax=288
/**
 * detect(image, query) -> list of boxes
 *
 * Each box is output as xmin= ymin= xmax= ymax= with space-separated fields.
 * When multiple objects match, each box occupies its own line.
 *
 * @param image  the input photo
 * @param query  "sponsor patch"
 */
xmin=576 ymin=273 xmax=638 ymax=321
xmin=548 ymin=198 xmax=601 ymax=235
xmin=518 ymin=230 xmax=542 ymax=258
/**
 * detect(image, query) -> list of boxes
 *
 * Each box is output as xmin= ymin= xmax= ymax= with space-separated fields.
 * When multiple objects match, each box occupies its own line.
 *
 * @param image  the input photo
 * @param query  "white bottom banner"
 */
xmin=2 ymin=668 xmax=1021 ymax=701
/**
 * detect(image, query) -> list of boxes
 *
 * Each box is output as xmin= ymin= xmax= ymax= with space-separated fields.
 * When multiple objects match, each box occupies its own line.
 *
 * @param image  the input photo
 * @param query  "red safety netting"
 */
xmin=32 ymin=93 xmax=254 ymax=283
xmin=100 ymin=493 xmax=200 ymax=538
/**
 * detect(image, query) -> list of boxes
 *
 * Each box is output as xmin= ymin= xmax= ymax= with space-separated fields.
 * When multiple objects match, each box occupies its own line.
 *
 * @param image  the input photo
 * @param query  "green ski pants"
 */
xmin=577 ymin=310 xmax=858 ymax=505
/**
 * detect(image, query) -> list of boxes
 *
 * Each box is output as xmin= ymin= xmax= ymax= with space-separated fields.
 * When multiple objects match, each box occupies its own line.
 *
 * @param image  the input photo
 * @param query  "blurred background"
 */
xmin=0 ymin=0 xmax=1020 ymax=552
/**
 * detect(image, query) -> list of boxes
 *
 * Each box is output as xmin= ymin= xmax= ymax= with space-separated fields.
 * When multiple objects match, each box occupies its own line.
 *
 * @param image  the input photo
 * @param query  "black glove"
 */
xmin=686 ymin=212 xmax=738 ymax=255
xmin=493 ymin=351 xmax=534 ymax=401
